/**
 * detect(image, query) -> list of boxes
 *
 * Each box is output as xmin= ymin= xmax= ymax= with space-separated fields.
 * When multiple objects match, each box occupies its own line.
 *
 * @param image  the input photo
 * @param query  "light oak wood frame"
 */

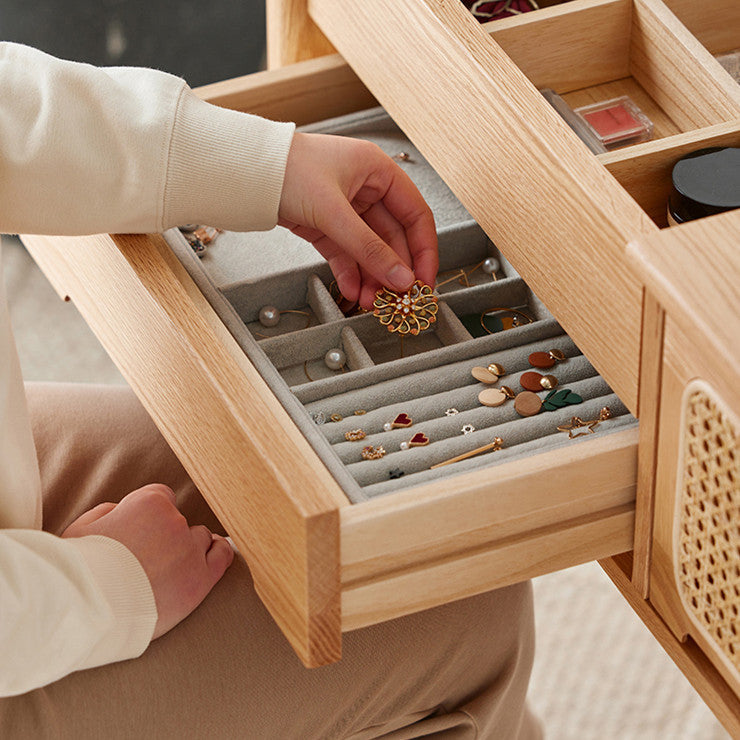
xmin=22 ymin=51 xmax=641 ymax=667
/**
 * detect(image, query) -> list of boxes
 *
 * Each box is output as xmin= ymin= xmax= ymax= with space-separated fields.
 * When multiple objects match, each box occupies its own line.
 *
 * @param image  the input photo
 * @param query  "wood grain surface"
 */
xmin=265 ymin=0 xmax=335 ymax=68
xmin=663 ymin=0 xmax=740 ymax=56
xmin=195 ymin=53 xmax=377 ymax=126
xmin=630 ymin=0 xmax=740 ymax=131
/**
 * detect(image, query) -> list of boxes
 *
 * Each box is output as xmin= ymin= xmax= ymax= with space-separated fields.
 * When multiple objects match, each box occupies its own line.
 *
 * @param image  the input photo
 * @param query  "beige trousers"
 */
xmin=1 ymin=383 xmax=540 ymax=740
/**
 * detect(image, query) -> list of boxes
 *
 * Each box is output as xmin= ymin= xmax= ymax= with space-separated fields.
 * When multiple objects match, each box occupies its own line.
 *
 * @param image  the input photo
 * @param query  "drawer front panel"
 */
xmin=340 ymin=428 xmax=637 ymax=629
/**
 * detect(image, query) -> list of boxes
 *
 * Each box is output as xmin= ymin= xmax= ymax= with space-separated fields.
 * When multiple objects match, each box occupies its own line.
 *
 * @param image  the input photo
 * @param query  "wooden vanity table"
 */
xmin=21 ymin=0 xmax=740 ymax=733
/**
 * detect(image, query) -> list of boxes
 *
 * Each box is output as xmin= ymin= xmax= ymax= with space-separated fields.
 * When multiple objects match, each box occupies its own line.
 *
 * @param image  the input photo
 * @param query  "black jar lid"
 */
xmin=668 ymin=147 xmax=740 ymax=224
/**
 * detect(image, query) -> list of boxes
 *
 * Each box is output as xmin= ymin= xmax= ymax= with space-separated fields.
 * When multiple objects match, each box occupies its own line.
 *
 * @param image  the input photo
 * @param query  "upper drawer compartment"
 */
xmin=305 ymin=0 xmax=740 ymax=416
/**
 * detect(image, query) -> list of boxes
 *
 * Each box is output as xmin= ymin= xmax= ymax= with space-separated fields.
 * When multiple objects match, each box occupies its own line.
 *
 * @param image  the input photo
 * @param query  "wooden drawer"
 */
xmin=21 ymin=51 xmax=639 ymax=669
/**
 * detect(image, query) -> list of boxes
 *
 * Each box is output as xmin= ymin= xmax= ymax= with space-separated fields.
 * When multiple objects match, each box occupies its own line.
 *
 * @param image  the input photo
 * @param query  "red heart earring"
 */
xmin=384 ymin=413 xmax=413 ymax=431
xmin=400 ymin=432 xmax=430 ymax=450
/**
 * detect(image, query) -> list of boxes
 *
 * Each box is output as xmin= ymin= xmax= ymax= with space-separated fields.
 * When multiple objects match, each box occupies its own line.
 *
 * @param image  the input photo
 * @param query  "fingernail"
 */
xmin=387 ymin=264 xmax=414 ymax=291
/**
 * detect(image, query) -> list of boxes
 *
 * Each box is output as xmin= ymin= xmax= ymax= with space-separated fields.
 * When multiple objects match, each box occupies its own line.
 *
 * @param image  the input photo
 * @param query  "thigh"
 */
xmin=0 ymin=557 xmax=536 ymax=740
xmin=26 ymin=382 xmax=224 ymax=535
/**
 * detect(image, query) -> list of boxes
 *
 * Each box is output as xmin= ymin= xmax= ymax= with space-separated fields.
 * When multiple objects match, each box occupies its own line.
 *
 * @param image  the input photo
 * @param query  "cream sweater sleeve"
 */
xmin=0 ymin=42 xmax=295 ymax=696
xmin=0 ymin=42 xmax=295 ymax=234
xmin=0 ymin=531 xmax=159 ymax=696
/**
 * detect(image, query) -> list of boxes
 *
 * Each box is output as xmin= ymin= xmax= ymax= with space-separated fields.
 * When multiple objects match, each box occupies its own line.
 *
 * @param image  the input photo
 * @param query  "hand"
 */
xmin=62 ymin=484 xmax=234 ymax=639
xmin=279 ymin=132 xmax=439 ymax=308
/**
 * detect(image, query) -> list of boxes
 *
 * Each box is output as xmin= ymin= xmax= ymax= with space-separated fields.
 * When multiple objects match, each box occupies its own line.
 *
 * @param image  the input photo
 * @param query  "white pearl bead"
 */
xmin=258 ymin=305 xmax=280 ymax=327
xmin=383 ymin=422 xmax=392 ymax=432
xmin=400 ymin=441 xmax=410 ymax=451
xmin=324 ymin=348 xmax=346 ymax=371
xmin=482 ymin=257 xmax=500 ymax=275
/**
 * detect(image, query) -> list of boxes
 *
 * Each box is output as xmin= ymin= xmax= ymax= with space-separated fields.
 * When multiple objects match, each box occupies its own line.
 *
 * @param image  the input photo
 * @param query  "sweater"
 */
xmin=0 ymin=42 xmax=295 ymax=696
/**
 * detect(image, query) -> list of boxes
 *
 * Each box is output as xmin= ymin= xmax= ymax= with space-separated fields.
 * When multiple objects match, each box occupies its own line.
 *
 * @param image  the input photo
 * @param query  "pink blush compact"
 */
xmin=574 ymin=96 xmax=653 ymax=150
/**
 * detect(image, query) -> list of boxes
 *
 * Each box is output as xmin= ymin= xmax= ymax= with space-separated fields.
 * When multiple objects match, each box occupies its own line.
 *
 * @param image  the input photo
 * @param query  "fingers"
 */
xmin=280 ymin=132 xmax=439 ymax=301
xmin=191 ymin=527 xmax=234 ymax=583
xmin=357 ymin=265 xmax=383 ymax=309
xmin=378 ymin=170 xmax=439 ymax=287
xmin=190 ymin=524 xmax=213 ymax=553
xmin=141 ymin=483 xmax=178 ymax=505
xmin=362 ymin=200 xmax=413 ymax=268
xmin=309 ymin=237 xmax=363 ymax=304
xmin=118 ymin=482 xmax=178 ymax=509
xmin=75 ymin=501 xmax=117 ymax=524
xmin=324 ymin=195 xmax=416 ymax=293
xmin=205 ymin=534 xmax=234 ymax=581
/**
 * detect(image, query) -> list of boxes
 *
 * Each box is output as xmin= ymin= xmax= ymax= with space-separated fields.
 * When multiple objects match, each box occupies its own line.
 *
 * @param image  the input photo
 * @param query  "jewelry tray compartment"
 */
xmin=164 ymin=106 xmax=638 ymax=505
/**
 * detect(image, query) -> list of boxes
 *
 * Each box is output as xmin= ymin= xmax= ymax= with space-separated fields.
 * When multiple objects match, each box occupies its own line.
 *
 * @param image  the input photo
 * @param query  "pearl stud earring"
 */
xmin=255 ymin=307 xmax=311 ymax=338
xmin=324 ymin=348 xmax=346 ymax=371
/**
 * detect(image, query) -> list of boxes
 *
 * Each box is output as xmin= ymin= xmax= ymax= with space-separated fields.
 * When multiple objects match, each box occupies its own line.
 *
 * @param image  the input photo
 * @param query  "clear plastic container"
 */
xmin=574 ymin=96 xmax=654 ymax=150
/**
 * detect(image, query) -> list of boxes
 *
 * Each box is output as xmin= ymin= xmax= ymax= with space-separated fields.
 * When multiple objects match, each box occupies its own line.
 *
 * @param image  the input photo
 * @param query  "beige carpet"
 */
xmin=2 ymin=236 xmax=730 ymax=739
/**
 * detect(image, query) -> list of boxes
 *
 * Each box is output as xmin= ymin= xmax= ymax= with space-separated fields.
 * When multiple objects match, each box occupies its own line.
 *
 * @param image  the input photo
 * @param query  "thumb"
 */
xmin=327 ymin=198 xmax=415 ymax=292
xmin=62 ymin=501 xmax=117 ymax=537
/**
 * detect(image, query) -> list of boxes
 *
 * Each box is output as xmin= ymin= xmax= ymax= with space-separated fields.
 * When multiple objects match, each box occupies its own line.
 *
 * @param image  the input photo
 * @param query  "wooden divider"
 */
xmin=663 ymin=0 xmax=740 ymax=55
xmin=601 ymin=120 xmax=740 ymax=225
xmin=483 ymin=0 xmax=632 ymax=92
xmin=630 ymin=0 xmax=740 ymax=130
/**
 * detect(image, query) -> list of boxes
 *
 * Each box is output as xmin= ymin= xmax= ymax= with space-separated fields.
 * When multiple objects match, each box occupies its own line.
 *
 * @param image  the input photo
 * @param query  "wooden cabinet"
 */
xmin=20 ymin=0 xmax=740 ymax=732
xmin=627 ymin=209 xmax=740 ymax=700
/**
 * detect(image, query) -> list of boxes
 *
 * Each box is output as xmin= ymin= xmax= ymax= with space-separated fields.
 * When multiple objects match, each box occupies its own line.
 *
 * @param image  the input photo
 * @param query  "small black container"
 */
xmin=667 ymin=147 xmax=740 ymax=226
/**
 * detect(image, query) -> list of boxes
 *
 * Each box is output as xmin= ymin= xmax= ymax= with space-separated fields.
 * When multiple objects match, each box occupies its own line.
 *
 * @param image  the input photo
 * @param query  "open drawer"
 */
xmin=21 ymin=51 xmax=640 ymax=668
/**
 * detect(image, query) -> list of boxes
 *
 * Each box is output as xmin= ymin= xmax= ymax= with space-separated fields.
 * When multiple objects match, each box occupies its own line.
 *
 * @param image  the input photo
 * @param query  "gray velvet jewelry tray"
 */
xmin=163 ymin=106 xmax=637 ymax=504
